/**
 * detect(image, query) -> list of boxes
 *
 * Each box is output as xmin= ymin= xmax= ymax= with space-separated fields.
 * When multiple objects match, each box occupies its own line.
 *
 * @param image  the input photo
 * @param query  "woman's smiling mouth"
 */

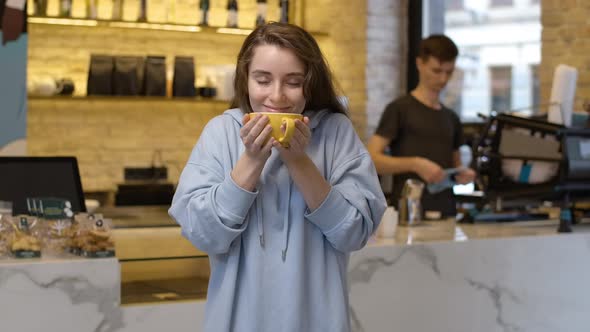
xmin=263 ymin=105 xmax=291 ymax=113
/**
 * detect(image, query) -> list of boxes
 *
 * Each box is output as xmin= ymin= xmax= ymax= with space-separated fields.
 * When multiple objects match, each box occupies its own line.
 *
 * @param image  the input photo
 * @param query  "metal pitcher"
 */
xmin=398 ymin=179 xmax=424 ymax=226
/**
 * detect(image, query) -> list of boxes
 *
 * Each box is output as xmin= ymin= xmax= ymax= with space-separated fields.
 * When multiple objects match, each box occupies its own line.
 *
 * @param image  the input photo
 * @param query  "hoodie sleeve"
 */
xmin=169 ymin=116 xmax=257 ymax=254
xmin=305 ymin=115 xmax=387 ymax=253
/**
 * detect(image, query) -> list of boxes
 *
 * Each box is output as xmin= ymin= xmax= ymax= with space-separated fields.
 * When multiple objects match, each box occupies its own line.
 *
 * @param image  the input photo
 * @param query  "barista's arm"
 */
xmin=367 ymin=134 xmax=444 ymax=183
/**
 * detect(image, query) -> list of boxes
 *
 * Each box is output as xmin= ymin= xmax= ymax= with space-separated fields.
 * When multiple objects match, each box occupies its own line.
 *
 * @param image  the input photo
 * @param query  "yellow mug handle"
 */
xmin=278 ymin=117 xmax=296 ymax=147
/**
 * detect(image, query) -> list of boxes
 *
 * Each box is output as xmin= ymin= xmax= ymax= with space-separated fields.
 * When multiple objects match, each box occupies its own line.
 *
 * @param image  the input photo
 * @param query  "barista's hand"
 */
xmin=240 ymin=113 xmax=274 ymax=163
xmin=2 ymin=7 xmax=24 ymax=46
xmin=273 ymin=117 xmax=311 ymax=164
xmin=454 ymin=167 xmax=476 ymax=184
xmin=415 ymin=157 xmax=445 ymax=184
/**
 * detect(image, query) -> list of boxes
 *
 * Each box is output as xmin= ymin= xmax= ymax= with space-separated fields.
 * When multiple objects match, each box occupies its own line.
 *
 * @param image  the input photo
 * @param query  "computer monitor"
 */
xmin=0 ymin=157 xmax=86 ymax=215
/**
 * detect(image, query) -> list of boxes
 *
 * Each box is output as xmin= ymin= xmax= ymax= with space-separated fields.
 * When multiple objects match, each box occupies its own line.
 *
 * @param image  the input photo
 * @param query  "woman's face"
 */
xmin=247 ymin=44 xmax=306 ymax=114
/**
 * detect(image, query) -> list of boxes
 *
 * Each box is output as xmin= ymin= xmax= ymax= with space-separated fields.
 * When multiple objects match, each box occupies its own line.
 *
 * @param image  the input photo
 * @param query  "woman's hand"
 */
xmin=273 ymin=117 xmax=311 ymax=164
xmin=231 ymin=113 xmax=274 ymax=191
xmin=273 ymin=116 xmax=331 ymax=210
xmin=240 ymin=113 xmax=274 ymax=162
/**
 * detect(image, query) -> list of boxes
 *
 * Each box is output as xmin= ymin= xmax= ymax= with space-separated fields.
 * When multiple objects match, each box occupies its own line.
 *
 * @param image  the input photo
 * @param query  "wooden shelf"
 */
xmin=28 ymin=16 xmax=252 ymax=35
xmin=28 ymin=95 xmax=231 ymax=104
xmin=28 ymin=16 xmax=328 ymax=37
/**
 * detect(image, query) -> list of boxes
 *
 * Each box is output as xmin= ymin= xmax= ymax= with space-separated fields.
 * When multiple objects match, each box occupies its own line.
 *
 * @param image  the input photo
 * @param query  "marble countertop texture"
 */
xmin=118 ymin=215 xmax=590 ymax=332
xmin=0 ymin=257 xmax=122 ymax=332
xmin=3 ymin=209 xmax=590 ymax=332
xmin=349 ymin=218 xmax=590 ymax=332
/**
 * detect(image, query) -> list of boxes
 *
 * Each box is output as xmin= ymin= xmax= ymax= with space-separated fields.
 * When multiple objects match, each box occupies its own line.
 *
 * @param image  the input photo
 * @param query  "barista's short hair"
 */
xmin=418 ymin=34 xmax=458 ymax=62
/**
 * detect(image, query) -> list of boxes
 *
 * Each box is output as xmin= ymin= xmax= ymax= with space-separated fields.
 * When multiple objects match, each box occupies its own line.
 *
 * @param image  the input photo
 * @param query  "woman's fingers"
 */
xmin=242 ymin=114 xmax=251 ymax=125
xmin=295 ymin=119 xmax=311 ymax=139
xmin=251 ymin=125 xmax=273 ymax=151
xmin=278 ymin=119 xmax=310 ymax=154
xmin=240 ymin=114 xmax=256 ymax=141
xmin=241 ymin=114 xmax=269 ymax=147
xmin=290 ymin=120 xmax=310 ymax=149
xmin=262 ymin=136 xmax=276 ymax=153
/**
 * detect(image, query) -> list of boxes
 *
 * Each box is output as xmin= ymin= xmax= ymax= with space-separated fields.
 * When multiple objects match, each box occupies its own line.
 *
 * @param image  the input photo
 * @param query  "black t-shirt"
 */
xmin=375 ymin=94 xmax=463 ymax=217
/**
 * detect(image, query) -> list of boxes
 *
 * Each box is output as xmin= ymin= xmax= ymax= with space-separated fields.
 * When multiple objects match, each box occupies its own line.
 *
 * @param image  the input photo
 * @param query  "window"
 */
xmin=490 ymin=66 xmax=512 ymax=112
xmin=531 ymin=65 xmax=540 ymax=111
xmin=446 ymin=0 xmax=464 ymax=11
xmin=490 ymin=0 xmax=513 ymax=7
xmin=418 ymin=0 xmax=541 ymax=120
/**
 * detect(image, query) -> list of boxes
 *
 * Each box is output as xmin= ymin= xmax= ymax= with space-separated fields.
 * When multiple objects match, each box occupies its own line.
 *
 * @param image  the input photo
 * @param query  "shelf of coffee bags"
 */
xmin=28 ymin=16 xmax=329 ymax=37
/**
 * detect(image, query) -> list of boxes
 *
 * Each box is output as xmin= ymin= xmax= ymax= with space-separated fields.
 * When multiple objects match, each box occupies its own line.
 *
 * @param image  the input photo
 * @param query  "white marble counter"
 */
xmin=2 ymin=218 xmax=590 ymax=332
xmin=350 ymin=224 xmax=590 ymax=332
xmin=0 ymin=257 xmax=122 ymax=332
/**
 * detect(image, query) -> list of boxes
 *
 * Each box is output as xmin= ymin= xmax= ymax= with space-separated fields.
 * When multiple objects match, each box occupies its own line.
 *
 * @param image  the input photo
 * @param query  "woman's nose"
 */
xmin=269 ymin=83 xmax=285 ymax=101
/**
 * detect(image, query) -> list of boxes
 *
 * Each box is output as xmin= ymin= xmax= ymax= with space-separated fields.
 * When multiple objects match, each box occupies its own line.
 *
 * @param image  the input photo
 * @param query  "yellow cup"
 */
xmin=259 ymin=112 xmax=303 ymax=147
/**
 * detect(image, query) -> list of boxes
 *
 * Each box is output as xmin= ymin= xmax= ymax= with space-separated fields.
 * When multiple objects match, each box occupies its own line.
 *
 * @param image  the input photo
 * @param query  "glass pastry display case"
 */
xmin=102 ymin=205 xmax=210 ymax=304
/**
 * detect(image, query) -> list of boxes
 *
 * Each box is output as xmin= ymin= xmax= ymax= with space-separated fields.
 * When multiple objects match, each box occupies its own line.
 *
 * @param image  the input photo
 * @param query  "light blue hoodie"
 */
xmin=169 ymin=108 xmax=387 ymax=332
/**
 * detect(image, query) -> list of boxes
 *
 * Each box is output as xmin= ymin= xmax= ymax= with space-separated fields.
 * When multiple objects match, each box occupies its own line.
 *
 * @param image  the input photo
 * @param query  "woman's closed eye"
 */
xmin=255 ymin=80 xmax=302 ymax=87
xmin=286 ymin=81 xmax=303 ymax=87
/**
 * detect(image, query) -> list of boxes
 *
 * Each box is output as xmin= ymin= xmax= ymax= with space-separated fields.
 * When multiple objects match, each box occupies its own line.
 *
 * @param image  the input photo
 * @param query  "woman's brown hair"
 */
xmin=230 ymin=22 xmax=347 ymax=115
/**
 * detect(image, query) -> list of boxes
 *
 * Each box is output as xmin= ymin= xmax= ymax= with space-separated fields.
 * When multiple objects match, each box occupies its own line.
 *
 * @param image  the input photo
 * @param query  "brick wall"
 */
xmin=365 ymin=0 xmax=407 ymax=139
xmin=28 ymin=98 xmax=227 ymax=192
xmin=540 ymin=0 xmax=590 ymax=111
xmin=27 ymin=0 xmax=370 ymax=194
xmin=298 ymin=0 xmax=369 ymax=136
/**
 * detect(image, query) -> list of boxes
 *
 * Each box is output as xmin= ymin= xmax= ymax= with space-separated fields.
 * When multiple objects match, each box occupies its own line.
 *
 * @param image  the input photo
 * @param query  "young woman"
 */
xmin=169 ymin=22 xmax=386 ymax=332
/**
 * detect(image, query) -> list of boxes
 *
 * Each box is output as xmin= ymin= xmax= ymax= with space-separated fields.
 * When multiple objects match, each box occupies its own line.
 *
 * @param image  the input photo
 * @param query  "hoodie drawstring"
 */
xmin=256 ymin=194 xmax=264 ymax=247
xmin=254 ymin=174 xmax=291 ymax=262
xmin=281 ymin=179 xmax=292 ymax=261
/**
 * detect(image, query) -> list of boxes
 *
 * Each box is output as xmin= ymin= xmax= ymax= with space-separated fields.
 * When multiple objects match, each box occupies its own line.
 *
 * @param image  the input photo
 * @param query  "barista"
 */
xmin=367 ymin=34 xmax=476 ymax=218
